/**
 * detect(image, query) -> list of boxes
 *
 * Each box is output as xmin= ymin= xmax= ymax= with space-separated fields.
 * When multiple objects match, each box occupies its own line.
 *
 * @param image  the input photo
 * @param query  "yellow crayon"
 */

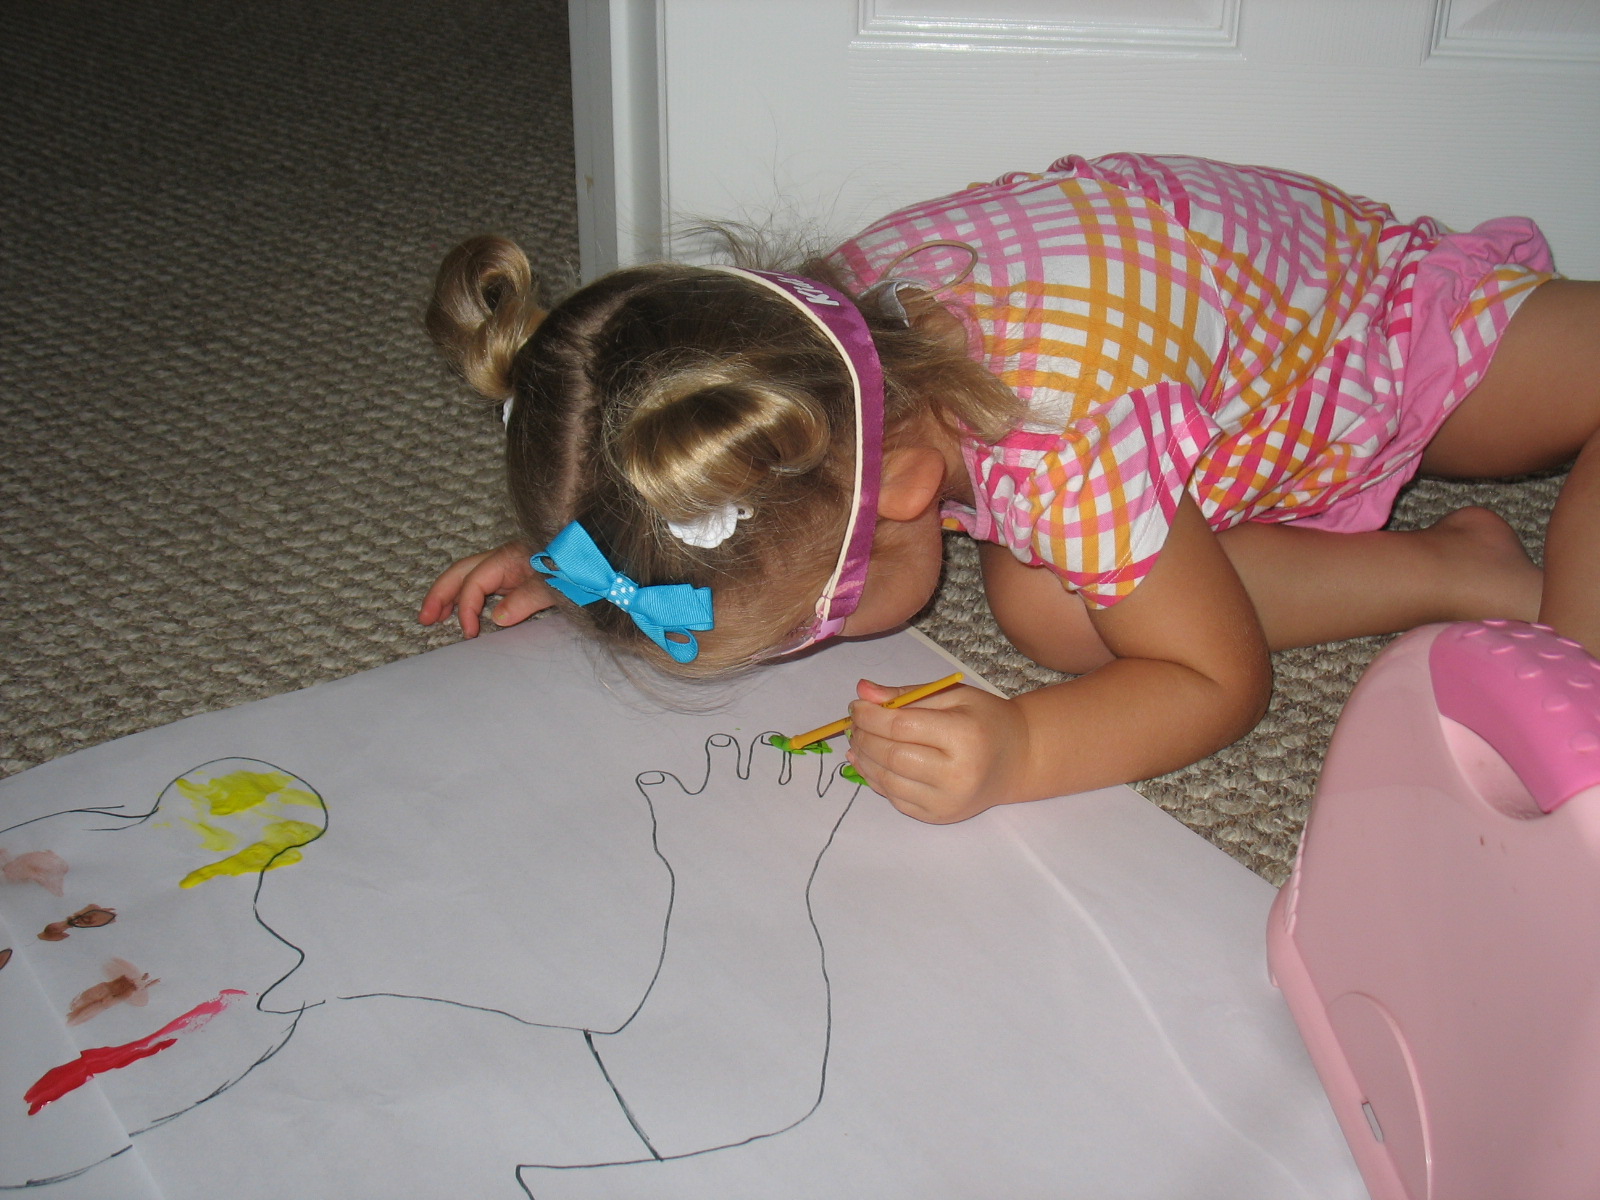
xmin=783 ymin=672 xmax=965 ymax=752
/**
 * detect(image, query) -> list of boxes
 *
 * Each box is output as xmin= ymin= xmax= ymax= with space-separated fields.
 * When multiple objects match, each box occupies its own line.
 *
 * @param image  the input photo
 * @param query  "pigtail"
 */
xmin=426 ymin=235 xmax=547 ymax=401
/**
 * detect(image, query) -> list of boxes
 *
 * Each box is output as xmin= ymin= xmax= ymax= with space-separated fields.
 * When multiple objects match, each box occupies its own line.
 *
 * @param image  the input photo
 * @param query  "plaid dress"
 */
xmin=827 ymin=154 xmax=1553 ymax=607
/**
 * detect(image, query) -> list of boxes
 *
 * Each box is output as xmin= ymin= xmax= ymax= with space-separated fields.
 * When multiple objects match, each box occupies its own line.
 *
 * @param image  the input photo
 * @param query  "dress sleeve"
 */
xmin=972 ymin=379 xmax=1219 ymax=608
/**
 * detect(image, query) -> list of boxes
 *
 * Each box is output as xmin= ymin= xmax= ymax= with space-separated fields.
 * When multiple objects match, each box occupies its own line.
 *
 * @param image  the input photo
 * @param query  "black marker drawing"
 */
xmin=1 ymin=736 xmax=858 ymax=1198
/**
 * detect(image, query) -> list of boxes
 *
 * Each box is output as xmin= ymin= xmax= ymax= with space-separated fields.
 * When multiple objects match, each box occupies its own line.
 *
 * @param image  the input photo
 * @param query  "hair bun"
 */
xmin=614 ymin=369 xmax=832 ymax=525
xmin=426 ymin=235 xmax=547 ymax=400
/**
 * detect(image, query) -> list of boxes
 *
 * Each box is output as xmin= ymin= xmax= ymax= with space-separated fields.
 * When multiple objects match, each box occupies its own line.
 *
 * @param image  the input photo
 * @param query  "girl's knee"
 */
xmin=978 ymin=545 xmax=1113 ymax=675
xmin=1008 ymin=621 xmax=1114 ymax=676
xmin=1424 ymin=279 xmax=1600 ymax=478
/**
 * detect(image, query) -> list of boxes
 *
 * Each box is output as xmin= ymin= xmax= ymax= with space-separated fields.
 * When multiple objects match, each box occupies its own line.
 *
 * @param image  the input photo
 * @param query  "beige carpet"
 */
xmin=2 ymin=0 xmax=577 ymax=768
xmin=0 ymin=0 xmax=1563 ymax=885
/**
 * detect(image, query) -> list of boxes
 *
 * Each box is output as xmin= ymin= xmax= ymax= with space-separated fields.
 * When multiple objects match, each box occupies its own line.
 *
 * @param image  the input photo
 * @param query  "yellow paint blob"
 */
xmin=167 ymin=765 xmax=325 ymax=889
xmin=182 ymin=820 xmax=239 ymax=853
xmin=176 ymin=770 xmax=318 ymax=817
xmin=179 ymin=820 xmax=322 ymax=889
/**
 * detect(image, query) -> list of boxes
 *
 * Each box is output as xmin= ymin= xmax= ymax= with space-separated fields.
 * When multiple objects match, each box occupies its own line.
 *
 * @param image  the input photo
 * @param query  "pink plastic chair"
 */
xmin=1268 ymin=619 xmax=1600 ymax=1200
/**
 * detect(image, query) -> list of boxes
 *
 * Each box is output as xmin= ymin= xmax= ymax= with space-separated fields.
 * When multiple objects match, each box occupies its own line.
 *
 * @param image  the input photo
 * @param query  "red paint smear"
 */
xmin=25 ymin=989 xmax=248 ymax=1115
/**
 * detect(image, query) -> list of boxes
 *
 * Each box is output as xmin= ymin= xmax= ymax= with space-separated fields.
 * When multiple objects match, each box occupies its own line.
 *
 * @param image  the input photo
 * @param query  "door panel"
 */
xmin=574 ymin=0 xmax=1599 ymax=277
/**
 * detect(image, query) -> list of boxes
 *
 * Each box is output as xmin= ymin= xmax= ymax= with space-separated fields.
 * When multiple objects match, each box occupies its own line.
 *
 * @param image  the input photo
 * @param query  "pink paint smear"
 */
xmin=0 ymin=848 xmax=68 ymax=896
xmin=25 ymin=989 xmax=248 ymax=1115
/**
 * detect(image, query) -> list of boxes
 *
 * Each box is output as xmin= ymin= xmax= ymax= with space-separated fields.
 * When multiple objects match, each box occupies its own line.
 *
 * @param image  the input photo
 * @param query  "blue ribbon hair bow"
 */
xmin=531 ymin=522 xmax=714 ymax=664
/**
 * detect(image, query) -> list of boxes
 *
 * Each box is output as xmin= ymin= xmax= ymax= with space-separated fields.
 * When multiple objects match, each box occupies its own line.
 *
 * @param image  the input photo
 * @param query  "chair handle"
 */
xmin=1429 ymin=620 xmax=1600 ymax=814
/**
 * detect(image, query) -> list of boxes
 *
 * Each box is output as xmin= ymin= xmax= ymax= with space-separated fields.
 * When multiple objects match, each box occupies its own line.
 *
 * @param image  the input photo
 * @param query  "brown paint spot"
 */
xmin=66 ymin=959 xmax=159 ymax=1025
xmin=38 ymin=905 xmax=116 ymax=942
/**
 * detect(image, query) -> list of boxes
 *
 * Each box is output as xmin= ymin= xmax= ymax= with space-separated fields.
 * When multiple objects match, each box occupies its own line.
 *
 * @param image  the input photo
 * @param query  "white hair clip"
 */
xmin=667 ymin=504 xmax=753 ymax=549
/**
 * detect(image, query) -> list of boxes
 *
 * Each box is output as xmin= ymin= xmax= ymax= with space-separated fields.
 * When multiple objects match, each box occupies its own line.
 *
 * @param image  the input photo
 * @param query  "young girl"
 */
xmin=419 ymin=153 xmax=1600 ymax=825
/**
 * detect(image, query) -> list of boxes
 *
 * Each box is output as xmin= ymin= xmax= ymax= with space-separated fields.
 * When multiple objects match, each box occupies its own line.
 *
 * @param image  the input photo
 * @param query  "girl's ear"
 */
xmin=877 ymin=445 xmax=947 ymax=522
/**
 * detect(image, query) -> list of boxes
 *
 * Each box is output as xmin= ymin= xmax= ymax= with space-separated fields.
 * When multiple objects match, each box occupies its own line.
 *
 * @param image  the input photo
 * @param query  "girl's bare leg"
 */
xmin=1419 ymin=280 xmax=1600 ymax=653
xmin=1216 ymin=507 xmax=1540 ymax=650
xmin=979 ymin=509 xmax=1540 ymax=676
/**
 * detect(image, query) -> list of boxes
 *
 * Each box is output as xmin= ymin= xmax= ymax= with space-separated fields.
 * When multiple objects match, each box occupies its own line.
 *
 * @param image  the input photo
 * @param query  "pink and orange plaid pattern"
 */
xmin=829 ymin=154 xmax=1550 ymax=607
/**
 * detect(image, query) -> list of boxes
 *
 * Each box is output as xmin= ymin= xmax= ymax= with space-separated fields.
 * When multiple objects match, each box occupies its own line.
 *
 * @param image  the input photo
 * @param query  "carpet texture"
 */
xmin=1 ymin=0 xmax=1563 ymax=884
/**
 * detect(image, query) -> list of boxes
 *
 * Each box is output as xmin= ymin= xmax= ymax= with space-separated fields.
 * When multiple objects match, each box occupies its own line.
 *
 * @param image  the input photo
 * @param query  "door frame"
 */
xmin=568 ymin=0 xmax=665 ymax=280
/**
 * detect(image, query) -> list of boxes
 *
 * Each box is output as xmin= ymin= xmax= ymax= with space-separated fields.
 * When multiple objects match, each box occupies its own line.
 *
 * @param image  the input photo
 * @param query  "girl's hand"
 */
xmin=844 ymin=680 xmax=1031 ymax=824
xmin=417 ymin=542 xmax=555 ymax=637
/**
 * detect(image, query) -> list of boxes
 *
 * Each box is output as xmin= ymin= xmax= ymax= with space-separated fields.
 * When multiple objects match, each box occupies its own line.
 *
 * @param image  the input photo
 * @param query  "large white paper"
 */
xmin=0 ymin=619 xmax=1363 ymax=1198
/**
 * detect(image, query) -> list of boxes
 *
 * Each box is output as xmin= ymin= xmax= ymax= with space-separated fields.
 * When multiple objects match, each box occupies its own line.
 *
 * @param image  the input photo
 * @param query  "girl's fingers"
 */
xmin=450 ymin=562 xmax=499 ymax=637
xmin=845 ymin=744 xmax=950 ymax=821
xmin=855 ymin=678 xmax=903 ymax=705
xmin=489 ymin=579 xmax=558 ymax=628
xmin=418 ymin=543 xmax=538 ymax=634
xmin=846 ymin=722 xmax=944 ymax=789
xmin=418 ymin=552 xmax=492 ymax=624
xmin=854 ymin=676 xmax=961 ymax=707
xmin=455 ymin=558 xmax=523 ymax=637
xmin=845 ymin=689 xmax=963 ymax=797
xmin=455 ymin=579 xmax=490 ymax=638
xmin=848 ymin=694 xmax=957 ymax=752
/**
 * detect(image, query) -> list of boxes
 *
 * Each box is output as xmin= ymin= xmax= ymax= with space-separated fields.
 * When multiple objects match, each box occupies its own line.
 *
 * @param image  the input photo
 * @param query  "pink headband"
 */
xmin=709 ymin=266 xmax=885 ymax=653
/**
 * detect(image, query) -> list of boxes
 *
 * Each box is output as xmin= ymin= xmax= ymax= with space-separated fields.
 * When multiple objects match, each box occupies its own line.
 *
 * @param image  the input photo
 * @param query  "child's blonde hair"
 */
xmin=426 ymin=234 xmax=1019 ymax=677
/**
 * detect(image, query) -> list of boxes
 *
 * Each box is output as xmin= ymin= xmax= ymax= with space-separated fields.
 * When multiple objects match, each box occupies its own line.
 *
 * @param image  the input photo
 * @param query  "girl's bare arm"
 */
xmin=847 ymin=497 xmax=1271 ymax=822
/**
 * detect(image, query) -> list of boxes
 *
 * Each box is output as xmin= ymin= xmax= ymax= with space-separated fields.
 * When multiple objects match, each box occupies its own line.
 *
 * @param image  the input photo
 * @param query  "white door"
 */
xmin=571 ymin=0 xmax=1600 ymax=279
